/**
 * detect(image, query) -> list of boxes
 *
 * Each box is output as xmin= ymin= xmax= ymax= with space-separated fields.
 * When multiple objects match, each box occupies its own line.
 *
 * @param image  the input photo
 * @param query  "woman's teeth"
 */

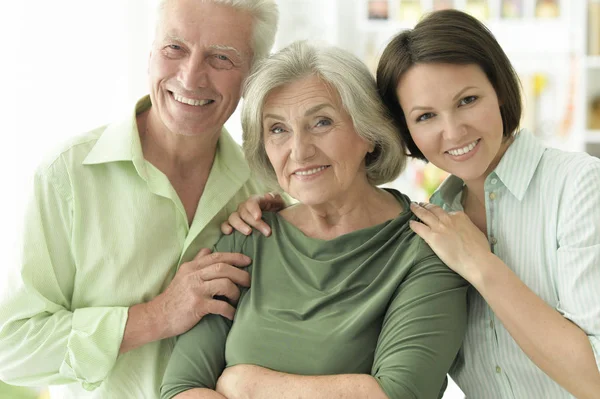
xmin=447 ymin=140 xmax=479 ymax=156
xmin=294 ymin=166 xmax=327 ymax=176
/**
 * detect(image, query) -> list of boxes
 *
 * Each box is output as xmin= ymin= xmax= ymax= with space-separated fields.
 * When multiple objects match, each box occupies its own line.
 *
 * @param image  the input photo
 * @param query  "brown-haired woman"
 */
xmin=377 ymin=9 xmax=600 ymax=399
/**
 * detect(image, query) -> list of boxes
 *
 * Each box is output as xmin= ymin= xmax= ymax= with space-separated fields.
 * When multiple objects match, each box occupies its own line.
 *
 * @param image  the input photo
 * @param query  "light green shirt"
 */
xmin=431 ymin=129 xmax=600 ymax=398
xmin=0 ymin=96 xmax=266 ymax=398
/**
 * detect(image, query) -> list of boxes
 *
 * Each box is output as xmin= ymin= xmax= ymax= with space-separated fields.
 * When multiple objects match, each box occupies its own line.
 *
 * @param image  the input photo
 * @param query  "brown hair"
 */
xmin=376 ymin=9 xmax=522 ymax=161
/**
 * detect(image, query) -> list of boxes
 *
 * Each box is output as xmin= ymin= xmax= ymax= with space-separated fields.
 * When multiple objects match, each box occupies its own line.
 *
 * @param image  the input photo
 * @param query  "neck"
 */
xmin=288 ymin=183 xmax=401 ymax=240
xmin=138 ymin=109 xmax=220 ymax=178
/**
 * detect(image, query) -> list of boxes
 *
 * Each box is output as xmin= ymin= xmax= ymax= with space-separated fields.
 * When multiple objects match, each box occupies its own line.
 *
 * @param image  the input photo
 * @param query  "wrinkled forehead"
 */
xmin=154 ymin=0 xmax=253 ymax=50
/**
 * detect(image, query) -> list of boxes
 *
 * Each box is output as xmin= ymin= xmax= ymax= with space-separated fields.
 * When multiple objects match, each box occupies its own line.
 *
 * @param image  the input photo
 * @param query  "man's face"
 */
xmin=148 ymin=0 xmax=254 ymax=138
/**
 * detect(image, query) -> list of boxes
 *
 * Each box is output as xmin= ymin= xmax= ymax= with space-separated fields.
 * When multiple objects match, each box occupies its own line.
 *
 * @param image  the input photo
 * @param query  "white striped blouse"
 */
xmin=430 ymin=129 xmax=600 ymax=398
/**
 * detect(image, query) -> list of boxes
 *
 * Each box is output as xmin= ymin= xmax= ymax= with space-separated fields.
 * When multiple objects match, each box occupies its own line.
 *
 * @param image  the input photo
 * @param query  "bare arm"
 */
xmin=216 ymin=366 xmax=386 ymax=399
xmin=174 ymin=388 xmax=227 ymax=399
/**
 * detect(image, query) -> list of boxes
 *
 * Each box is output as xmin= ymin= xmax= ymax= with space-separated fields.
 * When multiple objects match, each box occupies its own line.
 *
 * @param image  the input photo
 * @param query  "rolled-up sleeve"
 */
xmin=372 ymin=244 xmax=469 ymax=399
xmin=0 ymin=165 xmax=128 ymax=390
xmin=556 ymin=161 xmax=600 ymax=371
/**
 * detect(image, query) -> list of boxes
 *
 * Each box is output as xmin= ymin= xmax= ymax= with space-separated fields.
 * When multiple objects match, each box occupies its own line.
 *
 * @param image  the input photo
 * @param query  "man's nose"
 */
xmin=177 ymin=56 xmax=209 ymax=90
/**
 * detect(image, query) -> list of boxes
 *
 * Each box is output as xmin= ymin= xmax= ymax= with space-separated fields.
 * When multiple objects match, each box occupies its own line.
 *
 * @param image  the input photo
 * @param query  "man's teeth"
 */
xmin=294 ymin=166 xmax=327 ymax=176
xmin=447 ymin=140 xmax=479 ymax=156
xmin=173 ymin=93 xmax=213 ymax=106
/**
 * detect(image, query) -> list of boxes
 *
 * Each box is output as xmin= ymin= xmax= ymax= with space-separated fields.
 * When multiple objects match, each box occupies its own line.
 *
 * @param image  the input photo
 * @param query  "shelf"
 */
xmin=358 ymin=18 xmax=570 ymax=55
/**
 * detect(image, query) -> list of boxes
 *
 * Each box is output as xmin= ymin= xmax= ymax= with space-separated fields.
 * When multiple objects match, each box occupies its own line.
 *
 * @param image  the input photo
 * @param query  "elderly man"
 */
xmin=0 ymin=0 xmax=278 ymax=397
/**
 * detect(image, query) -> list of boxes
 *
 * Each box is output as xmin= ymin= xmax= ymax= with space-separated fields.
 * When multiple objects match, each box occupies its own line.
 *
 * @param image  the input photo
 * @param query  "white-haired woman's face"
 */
xmin=262 ymin=75 xmax=374 ymax=206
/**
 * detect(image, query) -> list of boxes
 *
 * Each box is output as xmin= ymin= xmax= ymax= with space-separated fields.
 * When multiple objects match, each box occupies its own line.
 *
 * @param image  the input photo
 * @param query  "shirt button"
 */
xmin=491 ymin=178 xmax=498 ymax=185
xmin=489 ymin=192 xmax=496 ymax=200
xmin=496 ymin=366 xmax=502 ymax=374
xmin=490 ymin=237 xmax=498 ymax=245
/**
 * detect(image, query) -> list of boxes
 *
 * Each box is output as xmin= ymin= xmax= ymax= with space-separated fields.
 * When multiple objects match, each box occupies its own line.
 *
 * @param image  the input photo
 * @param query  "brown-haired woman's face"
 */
xmin=397 ymin=63 xmax=509 ymax=185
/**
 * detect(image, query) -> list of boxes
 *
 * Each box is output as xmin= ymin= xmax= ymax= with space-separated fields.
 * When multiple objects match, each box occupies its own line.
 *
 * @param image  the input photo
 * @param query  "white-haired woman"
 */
xmin=161 ymin=41 xmax=468 ymax=399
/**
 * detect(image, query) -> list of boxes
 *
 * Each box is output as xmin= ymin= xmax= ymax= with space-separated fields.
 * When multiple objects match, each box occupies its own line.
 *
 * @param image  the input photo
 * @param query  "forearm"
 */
xmin=120 ymin=300 xmax=167 ymax=354
xmin=173 ymin=388 xmax=226 ymax=399
xmin=229 ymin=369 xmax=387 ymax=399
xmin=474 ymin=255 xmax=600 ymax=399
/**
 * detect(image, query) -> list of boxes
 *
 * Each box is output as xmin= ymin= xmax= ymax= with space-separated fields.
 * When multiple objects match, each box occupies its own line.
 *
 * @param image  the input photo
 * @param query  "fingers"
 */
xmin=206 ymin=298 xmax=236 ymax=320
xmin=205 ymin=277 xmax=241 ymax=305
xmin=408 ymin=219 xmax=431 ymax=239
xmin=193 ymin=247 xmax=213 ymax=261
xmin=196 ymin=251 xmax=251 ymax=268
xmin=419 ymin=202 xmax=449 ymax=219
xmin=198 ymin=263 xmax=251 ymax=287
xmin=228 ymin=211 xmax=253 ymax=235
xmin=237 ymin=195 xmax=263 ymax=221
xmin=220 ymin=220 xmax=234 ymax=235
xmin=237 ymin=201 xmax=273 ymax=236
xmin=410 ymin=202 xmax=440 ymax=227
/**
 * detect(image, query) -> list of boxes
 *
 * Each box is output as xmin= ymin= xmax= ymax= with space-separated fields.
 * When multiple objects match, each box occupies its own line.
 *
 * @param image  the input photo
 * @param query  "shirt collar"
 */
xmin=82 ymin=94 xmax=250 ymax=183
xmin=430 ymin=129 xmax=546 ymax=206
xmin=492 ymin=129 xmax=546 ymax=201
xmin=83 ymin=95 xmax=151 ymax=166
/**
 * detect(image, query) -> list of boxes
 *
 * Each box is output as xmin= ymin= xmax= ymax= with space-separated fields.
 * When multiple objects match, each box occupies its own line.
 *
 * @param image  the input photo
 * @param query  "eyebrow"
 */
xmin=263 ymin=103 xmax=334 ymax=122
xmin=452 ymin=86 xmax=477 ymax=101
xmin=163 ymin=33 xmax=190 ymax=46
xmin=162 ymin=33 xmax=244 ymax=60
xmin=408 ymin=86 xmax=478 ymax=114
xmin=210 ymin=44 xmax=243 ymax=59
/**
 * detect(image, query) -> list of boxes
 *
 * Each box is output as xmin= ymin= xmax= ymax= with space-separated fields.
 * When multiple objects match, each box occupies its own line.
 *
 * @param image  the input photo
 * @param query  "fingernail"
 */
xmin=244 ymin=227 xmax=251 ymax=235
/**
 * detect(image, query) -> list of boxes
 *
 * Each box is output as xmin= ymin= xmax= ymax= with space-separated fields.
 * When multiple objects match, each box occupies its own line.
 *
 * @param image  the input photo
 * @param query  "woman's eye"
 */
xmin=416 ymin=112 xmax=435 ymax=122
xmin=459 ymin=95 xmax=478 ymax=106
xmin=315 ymin=118 xmax=332 ymax=128
xmin=270 ymin=126 xmax=286 ymax=134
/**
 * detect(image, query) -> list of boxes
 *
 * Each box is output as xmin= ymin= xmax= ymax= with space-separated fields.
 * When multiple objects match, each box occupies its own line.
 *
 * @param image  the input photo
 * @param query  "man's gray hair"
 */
xmin=241 ymin=40 xmax=407 ymax=190
xmin=156 ymin=0 xmax=278 ymax=67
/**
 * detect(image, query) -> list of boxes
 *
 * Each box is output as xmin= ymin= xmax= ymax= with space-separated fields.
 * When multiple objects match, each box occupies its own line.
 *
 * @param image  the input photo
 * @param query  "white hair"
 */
xmin=155 ymin=0 xmax=278 ymax=68
xmin=242 ymin=40 xmax=407 ymax=190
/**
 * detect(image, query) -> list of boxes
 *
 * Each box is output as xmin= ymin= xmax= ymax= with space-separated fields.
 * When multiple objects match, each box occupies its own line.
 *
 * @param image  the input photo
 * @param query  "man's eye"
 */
xmin=416 ymin=112 xmax=435 ymax=122
xmin=459 ymin=95 xmax=478 ymax=106
xmin=167 ymin=44 xmax=182 ymax=51
xmin=209 ymin=54 xmax=234 ymax=69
